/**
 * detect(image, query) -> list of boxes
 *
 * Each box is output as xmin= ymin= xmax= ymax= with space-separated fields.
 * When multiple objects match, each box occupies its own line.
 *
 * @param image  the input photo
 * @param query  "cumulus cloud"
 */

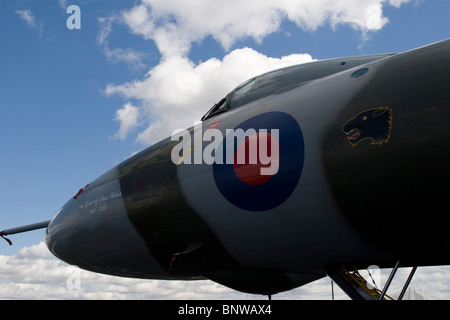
xmin=104 ymin=0 xmax=414 ymax=146
xmin=113 ymin=102 xmax=140 ymax=140
xmin=121 ymin=1 xmax=282 ymax=56
xmin=121 ymin=0 xmax=412 ymax=56
xmin=106 ymin=49 xmax=313 ymax=144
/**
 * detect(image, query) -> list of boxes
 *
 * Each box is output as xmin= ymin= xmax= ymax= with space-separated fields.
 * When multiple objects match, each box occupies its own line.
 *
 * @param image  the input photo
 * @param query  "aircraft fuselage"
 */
xmin=46 ymin=39 xmax=450 ymax=295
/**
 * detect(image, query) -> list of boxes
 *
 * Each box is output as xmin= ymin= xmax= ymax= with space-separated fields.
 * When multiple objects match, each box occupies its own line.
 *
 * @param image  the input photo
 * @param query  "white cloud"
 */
xmin=105 ymin=0 xmax=414 ymax=146
xmin=122 ymin=1 xmax=283 ymax=56
xmin=365 ymin=4 xmax=388 ymax=30
xmin=122 ymin=0 xmax=413 ymax=56
xmin=15 ymin=9 xmax=44 ymax=37
xmin=0 ymin=242 xmax=449 ymax=300
xmin=388 ymin=0 xmax=414 ymax=8
xmin=106 ymin=49 xmax=313 ymax=145
xmin=97 ymin=17 xmax=147 ymax=70
xmin=113 ymin=102 xmax=140 ymax=140
xmin=16 ymin=10 xmax=37 ymax=28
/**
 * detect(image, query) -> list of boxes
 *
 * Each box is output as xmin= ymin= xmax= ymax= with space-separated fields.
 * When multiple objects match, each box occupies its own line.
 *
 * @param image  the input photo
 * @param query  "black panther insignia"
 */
xmin=343 ymin=106 xmax=392 ymax=147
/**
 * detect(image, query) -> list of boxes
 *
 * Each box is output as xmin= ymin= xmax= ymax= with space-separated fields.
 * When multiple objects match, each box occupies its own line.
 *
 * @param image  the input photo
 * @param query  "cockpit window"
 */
xmin=234 ymin=78 xmax=256 ymax=95
xmin=200 ymin=97 xmax=229 ymax=121
xmin=201 ymin=54 xmax=392 ymax=121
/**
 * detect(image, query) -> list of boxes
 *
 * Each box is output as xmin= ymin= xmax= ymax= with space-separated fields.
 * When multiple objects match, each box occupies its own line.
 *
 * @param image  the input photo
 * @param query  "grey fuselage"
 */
xmin=46 ymin=39 xmax=450 ymax=296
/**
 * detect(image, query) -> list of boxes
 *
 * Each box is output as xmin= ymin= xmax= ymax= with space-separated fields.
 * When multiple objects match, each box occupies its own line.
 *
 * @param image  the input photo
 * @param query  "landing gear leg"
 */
xmin=327 ymin=261 xmax=419 ymax=300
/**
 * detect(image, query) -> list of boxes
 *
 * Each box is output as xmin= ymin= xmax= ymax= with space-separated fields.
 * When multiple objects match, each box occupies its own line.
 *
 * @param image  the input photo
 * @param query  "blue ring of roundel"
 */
xmin=213 ymin=111 xmax=305 ymax=211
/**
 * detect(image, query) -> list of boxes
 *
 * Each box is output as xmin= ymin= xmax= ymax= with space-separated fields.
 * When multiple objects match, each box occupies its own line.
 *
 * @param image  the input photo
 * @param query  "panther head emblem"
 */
xmin=343 ymin=106 xmax=393 ymax=147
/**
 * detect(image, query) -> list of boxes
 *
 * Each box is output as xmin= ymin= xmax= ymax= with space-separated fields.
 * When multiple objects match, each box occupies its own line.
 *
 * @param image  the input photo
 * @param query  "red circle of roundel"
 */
xmin=233 ymin=132 xmax=279 ymax=186
xmin=213 ymin=112 xmax=304 ymax=211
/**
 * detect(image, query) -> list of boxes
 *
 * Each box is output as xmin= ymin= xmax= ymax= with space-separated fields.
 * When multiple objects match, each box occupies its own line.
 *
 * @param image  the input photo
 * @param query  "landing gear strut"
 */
xmin=327 ymin=261 xmax=418 ymax=300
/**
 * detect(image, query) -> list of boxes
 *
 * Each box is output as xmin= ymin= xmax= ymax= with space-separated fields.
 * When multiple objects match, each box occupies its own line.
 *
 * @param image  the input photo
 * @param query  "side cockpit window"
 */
xmin=201 ymin=97 xmax=229 ymax=121
xmin=234 ymin=78 xmax=256 ymax=95
xmin=201 ymin=78 xmax=257 ymax=121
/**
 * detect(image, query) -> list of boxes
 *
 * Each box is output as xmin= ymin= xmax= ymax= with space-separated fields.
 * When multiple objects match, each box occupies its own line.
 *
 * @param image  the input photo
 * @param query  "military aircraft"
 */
xmin=2 ymin=39 xmax=450 ymax=300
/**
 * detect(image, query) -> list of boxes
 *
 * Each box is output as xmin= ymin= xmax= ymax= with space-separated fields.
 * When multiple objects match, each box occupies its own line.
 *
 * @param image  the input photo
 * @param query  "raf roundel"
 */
xmin=213 ymin=112 xmax=305 ymax=211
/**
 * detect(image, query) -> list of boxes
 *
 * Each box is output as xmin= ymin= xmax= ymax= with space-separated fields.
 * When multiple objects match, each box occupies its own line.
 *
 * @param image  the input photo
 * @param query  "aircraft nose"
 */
xmin=46 ymin=198 xmax=84 ymax=266
xmin=45 ymin=178 xmax=170 ymax=278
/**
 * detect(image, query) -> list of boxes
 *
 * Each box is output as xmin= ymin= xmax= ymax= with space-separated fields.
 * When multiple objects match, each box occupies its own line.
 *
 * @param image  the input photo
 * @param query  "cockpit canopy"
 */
xmin=201 ymin=53 xmax=394 ymax=121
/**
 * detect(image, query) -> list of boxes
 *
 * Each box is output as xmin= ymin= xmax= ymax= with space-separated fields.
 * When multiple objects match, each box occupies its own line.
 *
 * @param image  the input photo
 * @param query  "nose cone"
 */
xmin=45 ymin=177 xmax=170 ymax=279
xmin=45 ymin=198 xmax=83 ymax=266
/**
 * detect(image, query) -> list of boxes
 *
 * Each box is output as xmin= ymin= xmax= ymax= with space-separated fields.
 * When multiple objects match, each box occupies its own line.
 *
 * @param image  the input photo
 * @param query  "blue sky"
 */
xmin=0 ymin=0 xmax=449 ymax=299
